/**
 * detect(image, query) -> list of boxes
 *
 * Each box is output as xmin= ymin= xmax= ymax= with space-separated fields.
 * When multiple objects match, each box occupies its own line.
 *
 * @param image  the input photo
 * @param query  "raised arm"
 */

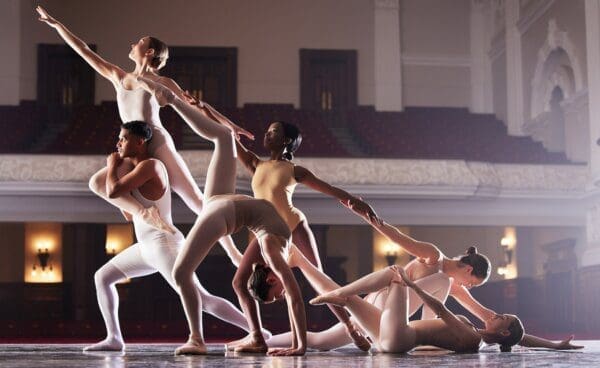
xmin=374 ymin=221 xmax=441 ymax=265
xmin=397 ymin=267 xmax=480 ymax=343
xmin=36 ymin=6 xmax=125 ymax=84
xmin=294 ymin=165 xmax=380 ymax=224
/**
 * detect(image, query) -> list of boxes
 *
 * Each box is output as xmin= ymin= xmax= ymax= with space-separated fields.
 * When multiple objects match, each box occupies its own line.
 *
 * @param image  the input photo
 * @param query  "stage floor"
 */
xmin=0 ymin=341 xmax=597 ymax=367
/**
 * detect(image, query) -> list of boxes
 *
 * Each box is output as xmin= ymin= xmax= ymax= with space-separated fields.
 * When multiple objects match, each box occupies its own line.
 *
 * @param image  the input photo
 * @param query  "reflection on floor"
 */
xmin=0 ymin=341 xmax=597 ymax=367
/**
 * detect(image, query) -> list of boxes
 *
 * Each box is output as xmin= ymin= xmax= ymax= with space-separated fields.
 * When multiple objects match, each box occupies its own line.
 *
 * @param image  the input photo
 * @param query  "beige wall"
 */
xmin=20 ymin=0 xmax=375 ymax=107
xmin=492 ymin=51 xmax=507 ymax=124
xmin=0 ymin=223 xmax=25 ymax=282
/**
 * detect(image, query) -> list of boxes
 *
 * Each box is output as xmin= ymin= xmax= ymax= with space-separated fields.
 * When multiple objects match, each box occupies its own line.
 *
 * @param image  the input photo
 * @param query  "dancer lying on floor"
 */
xmin=263 ymin=246 xmax=580 ymax=351
xmin=85 ymin=121 xmax=266 ymax=352
xmin=180 ymin=98 xmax=378 ymax=352
xmin=310 ymin=265 xmax=524 ymax=353
xmin=137 ymin=77 xmax=307 ymax=356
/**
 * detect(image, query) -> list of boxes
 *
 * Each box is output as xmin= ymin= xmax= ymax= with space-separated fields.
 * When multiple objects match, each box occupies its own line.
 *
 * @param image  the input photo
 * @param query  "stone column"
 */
xmin=470 ymin=0 xmax=494 ymax=113
xmin=583 ymin=0 xmax=600 ymax=266
xmin=0 ymin=0 xmax=21 ymax=105
xmin=505 ymin=0 xmax=525 ymax=135
xmin=374 ymin=0 xmax=402 ymax=111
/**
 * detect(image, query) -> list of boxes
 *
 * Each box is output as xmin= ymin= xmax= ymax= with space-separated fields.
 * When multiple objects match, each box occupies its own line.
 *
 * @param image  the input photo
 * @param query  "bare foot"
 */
xmin=309 ymin=293 xmax=347 ymax=307
xmin=174 ymin=336 xmax=207 ymax=355
xmin=136 ymin=76 xmax=175 ymax=107
xmin=347 ymin=326 xmax=371 ymax=352
xmin=140 ymin=206 xmax=177 ymax=234
xmin=83 ymin=337 xmax=124 ymax=352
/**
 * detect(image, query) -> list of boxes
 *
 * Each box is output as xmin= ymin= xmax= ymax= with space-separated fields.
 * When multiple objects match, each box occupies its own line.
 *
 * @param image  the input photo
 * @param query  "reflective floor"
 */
xmin=0 ymin=341 xmax=597 ymax=367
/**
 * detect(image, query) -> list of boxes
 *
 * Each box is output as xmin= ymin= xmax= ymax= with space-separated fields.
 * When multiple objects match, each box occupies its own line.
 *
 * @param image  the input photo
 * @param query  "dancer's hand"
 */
xmin=36 ymin=6 xmax=60 ymax=28
xmin=554 ymin=335 xmax=584 ymax=350
xmin=268 ymin=347 xmax=306 ymax=356
xmin=182 ymin=90 xmax=205 ymax=108
xmin=394 ymin=266 xmax=415 ymax=288
xmin=341 ymin=197 xmax=382 ymax=226
xmin=106 ymin=152 xmax=122 ymax=167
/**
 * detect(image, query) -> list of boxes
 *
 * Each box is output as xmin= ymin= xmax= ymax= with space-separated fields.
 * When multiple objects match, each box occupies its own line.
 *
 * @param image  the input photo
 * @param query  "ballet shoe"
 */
xmin=348 ymin=327 xmax=371 ymax=352
xmin=140 ymin=206 xmax=177 ymax=234
xmin=136 ymin=76 xmax=175 ymax=107
xmin=233 ymin=339 xmax=269 ymax=354
xmin=309 ymin=293 xmax=348 ymax=307
xmin=83 ymin=337 xmax=124 ymax=352
xmin=174 ymin=338 xmax=207 ymax=355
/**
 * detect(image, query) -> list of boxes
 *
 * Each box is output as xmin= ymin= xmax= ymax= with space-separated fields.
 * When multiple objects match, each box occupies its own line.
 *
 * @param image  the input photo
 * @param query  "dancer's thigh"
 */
xmin=109 ymin=243 xmax=157 ymax=279
xmin=153 ymin=144 xmax=204 ymax=204
xmin=291 ymin=220 xmax=322 ymax=270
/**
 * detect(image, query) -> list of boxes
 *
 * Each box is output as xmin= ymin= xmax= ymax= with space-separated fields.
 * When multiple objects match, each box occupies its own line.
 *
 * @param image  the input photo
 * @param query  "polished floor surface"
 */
xmin=0 ymin=341 xmax=597 ymax=367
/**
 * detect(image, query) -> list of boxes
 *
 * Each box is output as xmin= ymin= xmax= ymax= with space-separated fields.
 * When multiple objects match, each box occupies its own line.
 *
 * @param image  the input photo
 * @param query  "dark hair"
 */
xmin=247 ymin=263 xmax=271 ymax=303
xmin=147 ymin=36 xmax=169 ymax=70
xmin=277 ymin=121 xmax=302 ymax=160
xmin=122 ymin=121 xmax=153 ymax=142
xmin=498 ymin=316 xmax=524 ymax=352
xmin=458 ymin=246 xmax=491 ymax=283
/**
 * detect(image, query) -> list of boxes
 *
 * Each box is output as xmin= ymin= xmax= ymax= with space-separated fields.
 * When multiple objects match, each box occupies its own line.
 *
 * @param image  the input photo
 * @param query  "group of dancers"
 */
xmin=36 ymin=6 xmax=583 ymax=356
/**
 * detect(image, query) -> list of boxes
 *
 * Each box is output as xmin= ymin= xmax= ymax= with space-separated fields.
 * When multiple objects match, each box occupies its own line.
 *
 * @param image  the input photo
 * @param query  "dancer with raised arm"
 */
xmin=85 ymin=121 xmax=263 ymax=351
xmin=35 ymin=6 xmax=248 ymax=265
xmin=183 ymin=103 xmax=378 ymax=352
xmin=136 ymin=77 xmax=307 ymax=356
xmin=310 ymin=265 xmax=524 ymax=353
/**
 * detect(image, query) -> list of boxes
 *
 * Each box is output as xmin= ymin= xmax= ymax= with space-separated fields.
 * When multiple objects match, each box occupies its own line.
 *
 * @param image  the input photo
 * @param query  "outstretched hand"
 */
xmin=182 ymin=90 xmax=205 ymax=108
xmin=268 ymin=347 xmax=305 ymax=356
xmin=36 ymin=6 xmax=59 ymax=27
xmin=394 ymin=266 xmax=415 ymax=288
xmin=340 ymin=197 xmax=382 ymax=226
xmin=555 ymin=335 xmax=584 ymax=350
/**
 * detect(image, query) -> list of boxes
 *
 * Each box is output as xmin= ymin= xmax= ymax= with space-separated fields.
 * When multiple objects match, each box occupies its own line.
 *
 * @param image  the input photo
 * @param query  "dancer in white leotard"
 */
xmin=85 ymin=121 xmax=267 ymax=352
xmin=136 ymin=77 xmax=307 ymax=356
xmin=36 ymin=6 xmax=250 ymax=263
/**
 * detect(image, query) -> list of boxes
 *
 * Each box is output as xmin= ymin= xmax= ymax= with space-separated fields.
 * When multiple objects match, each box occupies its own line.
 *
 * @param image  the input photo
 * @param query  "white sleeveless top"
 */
xmin=131 ymin=159 xmax=184 ymax=245
xmin=115 ymin=81 xmax=162 ymax=127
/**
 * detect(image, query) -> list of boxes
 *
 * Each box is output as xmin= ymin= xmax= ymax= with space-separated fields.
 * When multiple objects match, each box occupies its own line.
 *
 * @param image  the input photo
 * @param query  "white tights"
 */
xmin=84 ymin=239 xmax=250 ymax=351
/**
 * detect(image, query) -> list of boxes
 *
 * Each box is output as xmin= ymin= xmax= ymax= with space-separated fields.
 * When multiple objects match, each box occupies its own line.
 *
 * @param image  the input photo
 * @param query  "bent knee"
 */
xmin=88 ymin=172 xmax=103 ymax=193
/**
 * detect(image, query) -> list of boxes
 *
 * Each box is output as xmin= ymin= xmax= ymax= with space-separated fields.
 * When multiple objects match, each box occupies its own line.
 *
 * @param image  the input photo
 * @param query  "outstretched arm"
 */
xmin=295 ymin=166 xmax=380 ymax=224
xmin=519 ymin=334 xmax=583 ymax=350
xmin=36 ymin=6 xmax=125 ymax=84
xmin=373 ymin=221 xmax=441 ymax=265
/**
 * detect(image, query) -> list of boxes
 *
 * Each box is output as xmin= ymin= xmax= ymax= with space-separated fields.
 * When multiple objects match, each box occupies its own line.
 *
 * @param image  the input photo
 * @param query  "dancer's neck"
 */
xmin=131 ymin=152 xmax=151 ymax=166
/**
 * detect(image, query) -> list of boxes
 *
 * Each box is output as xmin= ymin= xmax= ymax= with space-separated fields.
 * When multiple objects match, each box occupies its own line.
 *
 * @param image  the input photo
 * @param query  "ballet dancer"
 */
xmin=182 ymin=101 xmax=378 ymax=352
xmin=310 ymin=265 xmax=524 ymax=353
xmin=36 ymin=6 xmax=249 ymax=263
xmin=85 ymin=121 xmax=265 ymax=351
xmin=136 ymin=77 xmax=307 ymax=356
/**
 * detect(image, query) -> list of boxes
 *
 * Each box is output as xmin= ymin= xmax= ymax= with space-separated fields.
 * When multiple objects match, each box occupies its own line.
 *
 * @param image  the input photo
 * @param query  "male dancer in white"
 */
xmin=86 ymin=121 xmax=266 ymax=351
xmin=36 ymin=6 xmax=251 ymax=241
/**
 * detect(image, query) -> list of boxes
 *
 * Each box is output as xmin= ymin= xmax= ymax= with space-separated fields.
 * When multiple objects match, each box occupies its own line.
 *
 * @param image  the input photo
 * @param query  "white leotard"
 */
xmin=114 ymin=81 xmax=174 ymax=154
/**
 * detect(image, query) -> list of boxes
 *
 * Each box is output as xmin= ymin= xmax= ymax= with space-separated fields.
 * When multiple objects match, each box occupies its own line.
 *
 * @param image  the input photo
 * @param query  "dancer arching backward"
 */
xmin=186 ymin=105 xmax=378 ymax=352
xmin=264 ymin=247 xmax=580 ymax=351
xmin=137 ymin=78 xmax=307 ymax=356
xmin=85 ymin=121 xmax=263 ymax=352
xmin=310 ymin=265 xmax=525 ymax=353
xmin=36 ymin=6 xmax=250 ymax=257
xmin=343 ymin=203 xmax=584 ymax=350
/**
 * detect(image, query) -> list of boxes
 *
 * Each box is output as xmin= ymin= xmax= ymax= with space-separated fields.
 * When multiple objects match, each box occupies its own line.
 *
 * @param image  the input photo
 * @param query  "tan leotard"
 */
xmin=251 ymin=160 xmax=306 ymax=230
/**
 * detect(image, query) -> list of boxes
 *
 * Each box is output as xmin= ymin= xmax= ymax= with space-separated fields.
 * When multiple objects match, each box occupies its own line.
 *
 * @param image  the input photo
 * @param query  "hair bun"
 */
xmin=467 ymin=246 xmax=477 ymax=255
xmin=500 ymin=344 xmax=512 ymax=352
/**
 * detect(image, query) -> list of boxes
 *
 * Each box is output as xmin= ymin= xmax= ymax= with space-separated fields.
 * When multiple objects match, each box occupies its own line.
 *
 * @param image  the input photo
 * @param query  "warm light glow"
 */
xmin=105 ymin=224 xmax=134 ymax=255
xmin=373 ymin=226 xmax=410 ymax=271
xmin=383 ymin=242 xmax=400 ymax=256
xmin=498 ymin=227 xmax=518 ymax=279
xmin=25 ymin=223 xmax=63 ymax=283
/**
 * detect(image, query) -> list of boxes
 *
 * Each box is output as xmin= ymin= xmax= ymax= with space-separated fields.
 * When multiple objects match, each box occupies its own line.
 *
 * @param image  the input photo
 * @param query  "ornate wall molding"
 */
xmin=401 ymin=54 xmax=471 ymax=68
xmin=517 ymin=0 xmax=556 ymax=35
xmin=0 ymin=154 xmax=587 ymax=200
xmin=374 ymin=0 xmax=399 ymax=10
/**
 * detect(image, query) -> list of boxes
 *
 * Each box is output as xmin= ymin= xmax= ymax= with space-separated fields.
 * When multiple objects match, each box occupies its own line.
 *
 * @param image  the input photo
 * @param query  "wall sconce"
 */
xmin=384 ymin=243 xmax=400 ymax=266
xmin=500 ymin=236 xmax=514 ymax=265
xmin=31 ymin=247 xmax=53 ymax=277
xmin=105 ymin=240 xmax=119 ymax=257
